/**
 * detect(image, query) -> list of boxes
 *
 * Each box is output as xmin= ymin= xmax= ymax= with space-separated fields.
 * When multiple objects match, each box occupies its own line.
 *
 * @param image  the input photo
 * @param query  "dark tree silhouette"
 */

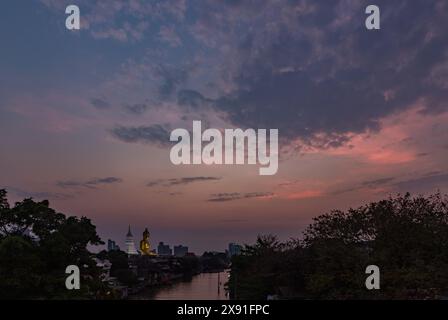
xmin=0 ymin=189 xmax=106 ymax=299
xmin=229 ymin=193 xmax=448 ymax=300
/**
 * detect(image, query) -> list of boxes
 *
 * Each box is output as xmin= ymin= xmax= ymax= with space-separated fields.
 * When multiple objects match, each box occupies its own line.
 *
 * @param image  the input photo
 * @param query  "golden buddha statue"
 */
xmin=140 ymin=227 xmax=156 ymax=256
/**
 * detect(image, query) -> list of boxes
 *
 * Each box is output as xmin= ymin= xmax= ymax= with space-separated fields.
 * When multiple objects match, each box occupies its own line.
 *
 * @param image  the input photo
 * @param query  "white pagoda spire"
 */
xmin=125 ymin=225 xmax=138 ymax=255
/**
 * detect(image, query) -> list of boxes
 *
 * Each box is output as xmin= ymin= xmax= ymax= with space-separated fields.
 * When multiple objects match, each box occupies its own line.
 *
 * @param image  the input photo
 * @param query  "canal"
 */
xmin=131 ymin=271 xmax=229 ymax=300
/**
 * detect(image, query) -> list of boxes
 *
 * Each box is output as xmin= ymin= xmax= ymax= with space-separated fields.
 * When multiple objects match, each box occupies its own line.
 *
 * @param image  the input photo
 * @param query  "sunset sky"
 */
xmin=1 ymin=0 xmax=448 ymax=253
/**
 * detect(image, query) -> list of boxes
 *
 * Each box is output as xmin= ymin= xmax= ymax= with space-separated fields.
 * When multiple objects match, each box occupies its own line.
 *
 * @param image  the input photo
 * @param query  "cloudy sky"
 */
xmin=1 ymin=0 xmax=448 ymax=253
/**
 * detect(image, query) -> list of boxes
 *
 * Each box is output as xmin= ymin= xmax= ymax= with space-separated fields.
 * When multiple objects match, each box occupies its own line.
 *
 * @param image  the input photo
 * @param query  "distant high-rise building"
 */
xmin=125 ymin=225 xmax=138 ymax=255
xmin=107 ymin=239 xmax=120 ymax=251
xmin=157 ymin=242 xmax=172 ymax=256
xmin=228 ymin=243 xmax=242 ymax=257
xmin=174 ymin=245 xmax=189 ymax=257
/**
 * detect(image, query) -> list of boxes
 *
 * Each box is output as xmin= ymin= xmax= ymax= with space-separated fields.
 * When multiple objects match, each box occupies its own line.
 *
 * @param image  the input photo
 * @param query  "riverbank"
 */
xmin=95 ymin=250 xmax=230 ymax=299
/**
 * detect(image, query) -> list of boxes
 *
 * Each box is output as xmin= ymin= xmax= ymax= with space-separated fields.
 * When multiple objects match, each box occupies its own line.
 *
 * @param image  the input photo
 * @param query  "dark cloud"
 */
xmin=155 ymin=64 xmax=189 ymax=98
xmin=278 ymin=180 xmax=301 ymax=187
xmin=147 ymin=176 xmax=222 ymax=187
xmin=111 ymin=124 xmax=172 ymax=147
xmin=177 ymin=90 xmax=211 ymax=109
xmin=361 ymin=177 xmax=396 ymax=188
xmin=331 ymin=173 xmax=448 ymax=196
xmin=392 ymin=173 xmax=448 ymax=192
xmin=423 ymin=171 xmax=442 ymax=177
xmin=207 ymin=192 xmax=274 ymax=202
xmin=124 ymin=103 xmax=148 ymax=115
xmin=218 ymin=218 xmax=248 ymax=223
xmin=57 ymin=177 xmax=122 ymax=189
xmin=184 ymin=0 xmax=448 ymax=149
xmin=90 ymin=98 xmax=110 ymax=109
xmin=331 ymin=177 xmax=396 ymax=195
xmin=5 ymin=187 xmax=73 ymax=200
xmin=416 ymin=153 xmax=429 ymax=157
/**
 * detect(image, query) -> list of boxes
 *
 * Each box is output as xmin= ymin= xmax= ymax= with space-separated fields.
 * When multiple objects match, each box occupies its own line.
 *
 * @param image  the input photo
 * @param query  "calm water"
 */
xmin=132 ymin=271 xmax=229 ymax=300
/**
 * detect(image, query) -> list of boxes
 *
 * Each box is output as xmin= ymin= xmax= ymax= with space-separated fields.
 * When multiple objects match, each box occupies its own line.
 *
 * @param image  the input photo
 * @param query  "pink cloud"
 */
xmin=304 ymin=103 xmax=448 ymax=165
xmin=285 ymin=190 xmax=324 ymax=200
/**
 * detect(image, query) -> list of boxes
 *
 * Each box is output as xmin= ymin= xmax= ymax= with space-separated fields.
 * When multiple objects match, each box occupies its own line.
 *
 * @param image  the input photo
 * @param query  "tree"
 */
xmin=229 ymin=235 xmax=286 ymax=299
xmin=0 ymin=189 xmax=106 ymax=299
xmin=97 ymin=249 xmax=137 ymax=286
xmin=229 ymin=193 xmax=448 ymax=300
xmin=0 ymin=236 xmax=43 ymax=299
xmin=302 ymin=193 xmax=448 ymax=299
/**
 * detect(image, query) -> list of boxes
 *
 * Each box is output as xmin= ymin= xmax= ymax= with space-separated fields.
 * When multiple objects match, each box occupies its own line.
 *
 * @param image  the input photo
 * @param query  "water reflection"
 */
xmin=132 ymin=271 xmax=229 ymax=300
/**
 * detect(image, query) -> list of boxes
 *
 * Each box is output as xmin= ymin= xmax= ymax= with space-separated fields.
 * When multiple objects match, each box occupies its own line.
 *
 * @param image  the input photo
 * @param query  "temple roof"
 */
xmin=126 ymin=225 xmax=133 ymax=237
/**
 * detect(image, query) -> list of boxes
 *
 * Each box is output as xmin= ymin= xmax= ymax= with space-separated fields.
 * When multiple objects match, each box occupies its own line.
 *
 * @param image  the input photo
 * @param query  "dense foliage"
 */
xmin=229 ymin=193 xmax=448 ymax=299
xmin=0 ymin=189 xmax=106 ymax=299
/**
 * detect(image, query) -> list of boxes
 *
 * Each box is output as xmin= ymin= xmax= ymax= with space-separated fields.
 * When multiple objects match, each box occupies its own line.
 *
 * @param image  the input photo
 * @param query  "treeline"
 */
xmin=229 ymin=193 xmax=448 ymax=300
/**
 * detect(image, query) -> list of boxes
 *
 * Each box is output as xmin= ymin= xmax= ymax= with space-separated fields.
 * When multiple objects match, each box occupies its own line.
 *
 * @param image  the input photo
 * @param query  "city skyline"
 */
xmin=1 ymin=0 xmax=448 ymax=254
xmin=115 ymin=224 xmax=215 ymax=255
